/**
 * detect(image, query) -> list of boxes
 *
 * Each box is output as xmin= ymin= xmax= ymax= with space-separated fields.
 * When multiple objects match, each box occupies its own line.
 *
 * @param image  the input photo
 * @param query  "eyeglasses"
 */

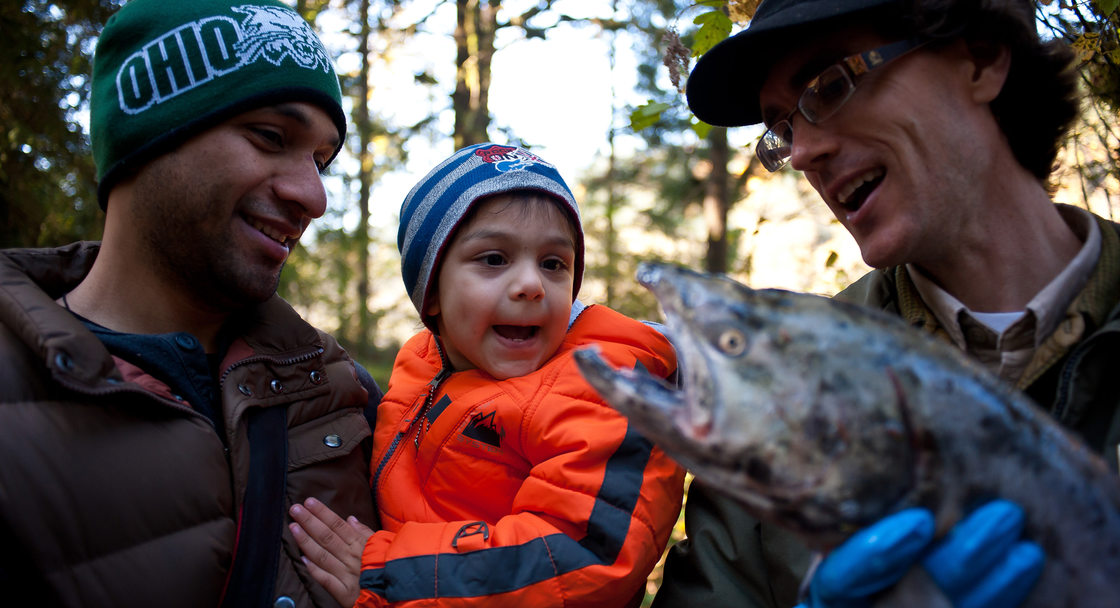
xmin=757 ymin=39 xmax=928 ymax=172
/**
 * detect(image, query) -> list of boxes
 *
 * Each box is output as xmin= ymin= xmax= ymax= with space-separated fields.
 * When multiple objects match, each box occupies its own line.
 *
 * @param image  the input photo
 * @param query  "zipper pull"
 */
xmin=409 ymin=383 xmax=436 ymax=448
xmin=411 ymin=362 xmax=452 ymax=450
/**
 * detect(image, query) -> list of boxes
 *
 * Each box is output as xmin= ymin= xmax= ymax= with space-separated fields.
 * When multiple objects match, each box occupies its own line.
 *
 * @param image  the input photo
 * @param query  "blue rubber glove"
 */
xmin=795 ymin=500 xmax=1045 ymax=608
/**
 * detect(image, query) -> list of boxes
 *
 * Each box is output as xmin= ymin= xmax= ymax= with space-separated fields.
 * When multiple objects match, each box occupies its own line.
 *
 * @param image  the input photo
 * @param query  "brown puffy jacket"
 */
xmin=0 ymin=242 xmax=378 ymax=608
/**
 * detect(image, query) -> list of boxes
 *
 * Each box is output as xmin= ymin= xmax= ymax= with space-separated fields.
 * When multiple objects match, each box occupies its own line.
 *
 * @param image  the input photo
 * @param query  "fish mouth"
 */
xmin=573 ymin=267 xmax=804 ymax=524
xmin=632 ymin=264 xmax=806 ymax=508
xmin=633 ymin=264 xmax=718 ymax=438
xmin=576 ymin=263 xmax=866 ymax=540
xmin=575 ymin=265 xmax=750 ymax=478
xmin=573 ymin=346 xmax=685 ymax=435
xmin=573 ymin=263 xmax=743 ymax=454
xmin=572 ymin=266 xmax=712 ymax=446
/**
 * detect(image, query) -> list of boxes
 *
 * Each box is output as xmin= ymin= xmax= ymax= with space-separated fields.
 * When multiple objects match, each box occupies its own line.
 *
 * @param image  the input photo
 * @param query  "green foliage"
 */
xmin=627 ymin=2 xmax=731 ymax=133
xmin=1 ymin=0 xmax=118 ymax=247
xmin=690 ymin=9 xmax=732 ymax=56
xmin=1037 ymin=0 xmax=1120 ymax=210
xmin=631 ymin=101 xmax=673 ymax=130
xmin=691 ymin=119 xmax=713 ymax=139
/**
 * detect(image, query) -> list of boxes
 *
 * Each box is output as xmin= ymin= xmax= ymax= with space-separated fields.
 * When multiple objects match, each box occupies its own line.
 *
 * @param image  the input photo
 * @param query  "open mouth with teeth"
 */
xmin=836 ymin=168 xmax=885 ymax=213
xmin=249 ymin=218 xmax=294 ymax=247
xmin=493 ymin=325 xmax=540 ymax=341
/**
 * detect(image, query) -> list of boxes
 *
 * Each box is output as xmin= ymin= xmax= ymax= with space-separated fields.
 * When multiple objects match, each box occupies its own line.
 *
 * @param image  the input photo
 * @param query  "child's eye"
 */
xmin=541 ymin=258 xmax=567 ymax=272
xmin=483 ymin=253 xmax=506 ymax=266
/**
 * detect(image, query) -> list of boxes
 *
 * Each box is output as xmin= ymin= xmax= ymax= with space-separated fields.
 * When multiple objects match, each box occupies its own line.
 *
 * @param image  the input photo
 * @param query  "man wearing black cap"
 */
xmin=0 ymin=1 xmax=378 ymax=606
xmin=654 ymin=0 xmax=1120 ymax=607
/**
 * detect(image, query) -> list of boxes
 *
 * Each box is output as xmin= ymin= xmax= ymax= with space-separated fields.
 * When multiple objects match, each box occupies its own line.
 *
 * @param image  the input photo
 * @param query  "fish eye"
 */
xmin=717 ymin=329 xmax=747 ymax=356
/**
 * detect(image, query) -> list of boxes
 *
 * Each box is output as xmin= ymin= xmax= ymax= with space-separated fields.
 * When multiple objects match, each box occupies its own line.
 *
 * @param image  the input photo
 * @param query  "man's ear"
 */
xmin=965 ymin=38 xmax=1012 ymax=104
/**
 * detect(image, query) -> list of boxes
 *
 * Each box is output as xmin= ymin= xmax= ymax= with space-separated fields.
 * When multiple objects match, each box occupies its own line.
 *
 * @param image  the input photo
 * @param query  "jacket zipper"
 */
xmin=408 ymin=367 xmax=451 ymax=448
xmin=371 ymin=354 xmax=452 ymax=492
xmin=54 ymin=370 xmax=205 ymax=419
xmin=217 ymin=347 xmax=325 ymax=386
xmin=54 ymin=346 xmax=325 ymax=431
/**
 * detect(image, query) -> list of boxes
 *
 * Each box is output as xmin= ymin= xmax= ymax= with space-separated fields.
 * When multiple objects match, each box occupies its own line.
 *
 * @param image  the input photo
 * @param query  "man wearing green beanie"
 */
xmin=0 ymin=1 xmax=378 ymax=606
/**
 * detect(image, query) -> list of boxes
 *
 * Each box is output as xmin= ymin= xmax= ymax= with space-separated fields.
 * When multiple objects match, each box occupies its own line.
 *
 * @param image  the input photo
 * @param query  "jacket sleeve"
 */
xmin=355 ymin=355 xmax=685 ymax=607
xmin=352 ymin=360 xmax=383 ymax=476
xmin=651 ymin=481 xmax=813 ymax=608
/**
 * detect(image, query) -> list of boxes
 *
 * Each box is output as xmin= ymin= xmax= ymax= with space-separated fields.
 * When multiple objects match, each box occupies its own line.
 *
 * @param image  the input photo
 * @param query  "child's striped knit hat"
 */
xmin=398 ymin=143 xmax=584 ymax=329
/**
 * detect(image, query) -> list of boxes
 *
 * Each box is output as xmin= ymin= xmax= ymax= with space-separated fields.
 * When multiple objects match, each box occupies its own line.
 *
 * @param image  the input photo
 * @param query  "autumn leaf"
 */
xmin=1072 ymin=32 xmax=1101 ymax=63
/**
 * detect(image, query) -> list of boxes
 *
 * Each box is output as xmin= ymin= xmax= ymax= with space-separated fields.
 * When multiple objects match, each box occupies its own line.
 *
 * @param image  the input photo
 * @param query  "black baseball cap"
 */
xmin=685 ymin=0 xmax=903 ymax=127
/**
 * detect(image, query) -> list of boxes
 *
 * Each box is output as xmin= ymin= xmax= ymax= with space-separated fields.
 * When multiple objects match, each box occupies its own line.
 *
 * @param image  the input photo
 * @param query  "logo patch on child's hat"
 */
xmin=473 ymin=144 xmax=554 ymax=173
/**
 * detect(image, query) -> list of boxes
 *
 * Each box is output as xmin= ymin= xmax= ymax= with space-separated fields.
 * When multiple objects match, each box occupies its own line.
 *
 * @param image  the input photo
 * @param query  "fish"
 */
xmin=574 ymin=262 xmax=1120 ymax=607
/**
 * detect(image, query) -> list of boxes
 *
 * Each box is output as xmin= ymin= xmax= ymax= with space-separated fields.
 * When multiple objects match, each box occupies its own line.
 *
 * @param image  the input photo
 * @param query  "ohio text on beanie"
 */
xmin=90 ymin=0 xmax=346 ymax=208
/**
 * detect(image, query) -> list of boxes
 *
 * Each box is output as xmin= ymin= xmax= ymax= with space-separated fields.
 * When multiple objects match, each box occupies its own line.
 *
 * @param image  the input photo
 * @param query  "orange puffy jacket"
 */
xmin=360 ymin=304 xmax=685 ymax=607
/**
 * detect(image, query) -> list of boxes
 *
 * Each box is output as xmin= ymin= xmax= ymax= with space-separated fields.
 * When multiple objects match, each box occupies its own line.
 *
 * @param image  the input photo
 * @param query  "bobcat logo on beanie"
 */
xmin=91 ymin=0 xmax=346 ymax=209
xmin=233 ymin=5 xmax=333 ymax=72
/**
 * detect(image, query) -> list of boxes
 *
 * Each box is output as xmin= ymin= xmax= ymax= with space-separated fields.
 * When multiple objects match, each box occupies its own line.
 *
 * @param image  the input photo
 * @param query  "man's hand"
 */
xmin=289 ymin=497 xmax=374 ymax=607
xmin=797 ymin=500 xmax=1045 ymax=608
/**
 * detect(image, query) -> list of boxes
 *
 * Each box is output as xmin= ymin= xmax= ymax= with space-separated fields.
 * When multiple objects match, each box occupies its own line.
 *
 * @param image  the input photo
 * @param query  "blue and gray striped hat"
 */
xmin=398 ymin=143 xmax=584 ymax=329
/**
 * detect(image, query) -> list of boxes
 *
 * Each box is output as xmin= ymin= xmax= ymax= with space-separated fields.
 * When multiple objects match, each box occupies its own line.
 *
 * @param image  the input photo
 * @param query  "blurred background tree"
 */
xmin=6 ymin=0 xmax=1115 ymax=375
xmin=1039 ymin=0 xmax=1120 ymax=220
xmin=1 ymin=0 xmax=117 ymax=247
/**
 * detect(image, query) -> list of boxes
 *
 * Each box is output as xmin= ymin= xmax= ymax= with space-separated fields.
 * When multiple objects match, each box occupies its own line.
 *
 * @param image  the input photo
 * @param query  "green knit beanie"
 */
xmin=90 ymin=0 xmax=346 ymax=209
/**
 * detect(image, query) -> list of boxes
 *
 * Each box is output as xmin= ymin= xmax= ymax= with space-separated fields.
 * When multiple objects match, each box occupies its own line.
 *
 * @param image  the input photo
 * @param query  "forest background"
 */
xmin=3 ymin=0 xmax=1118 ymax=602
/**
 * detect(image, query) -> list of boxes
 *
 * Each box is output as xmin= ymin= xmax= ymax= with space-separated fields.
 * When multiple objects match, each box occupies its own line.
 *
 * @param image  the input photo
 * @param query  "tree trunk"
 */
xmin=355 ymin=0 xmax=374 ymax=359
xmin=453 ymin=0 xmax=498 ymax=147
xmin=703 ymin=126 xmax=731 ymax=274
xmin=604 ymin=0 xmax=619 ymax=306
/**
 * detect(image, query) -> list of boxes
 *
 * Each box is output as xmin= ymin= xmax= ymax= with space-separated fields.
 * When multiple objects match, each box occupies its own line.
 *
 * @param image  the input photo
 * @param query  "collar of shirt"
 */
xmin=70 ymin=312 xmax=224 ymax=430
xmin=905 ymin=205 xmax=1101 ymax=379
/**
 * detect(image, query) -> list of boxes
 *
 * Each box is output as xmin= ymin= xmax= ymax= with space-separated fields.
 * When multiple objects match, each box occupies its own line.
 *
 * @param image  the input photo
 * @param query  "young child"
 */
xmin=289 ymin=143 xmax=685 ymax=607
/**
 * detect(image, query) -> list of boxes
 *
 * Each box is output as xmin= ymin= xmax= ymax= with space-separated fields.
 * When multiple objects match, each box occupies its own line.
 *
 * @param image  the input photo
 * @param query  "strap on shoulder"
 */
xmin=220 ymin=405 xmax=289 ymax=608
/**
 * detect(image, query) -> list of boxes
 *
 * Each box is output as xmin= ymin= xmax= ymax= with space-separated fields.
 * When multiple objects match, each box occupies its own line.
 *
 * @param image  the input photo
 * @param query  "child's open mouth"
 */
xmin=493 ymin=325 xmax=539 ymax=341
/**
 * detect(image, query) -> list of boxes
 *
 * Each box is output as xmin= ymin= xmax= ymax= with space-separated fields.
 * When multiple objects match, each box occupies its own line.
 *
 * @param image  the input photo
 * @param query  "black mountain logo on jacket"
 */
xmin=462 ymin=410 xmax=504 ymax=448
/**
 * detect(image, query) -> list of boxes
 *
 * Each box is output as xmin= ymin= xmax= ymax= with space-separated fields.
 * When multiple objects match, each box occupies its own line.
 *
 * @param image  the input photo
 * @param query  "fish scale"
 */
xmin=574 ymin=262 xmax=1120 ymax=607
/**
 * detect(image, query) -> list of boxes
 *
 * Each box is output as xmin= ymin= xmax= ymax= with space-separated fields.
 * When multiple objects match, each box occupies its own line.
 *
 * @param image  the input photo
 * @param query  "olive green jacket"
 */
xmin=652 ymin=213 xmax=1120 ymax=608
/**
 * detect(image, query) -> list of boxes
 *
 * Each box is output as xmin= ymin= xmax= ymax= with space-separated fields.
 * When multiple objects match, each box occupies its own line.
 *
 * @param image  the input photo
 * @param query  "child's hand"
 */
xmin=289 ymin=497 xmax=374 ymax=607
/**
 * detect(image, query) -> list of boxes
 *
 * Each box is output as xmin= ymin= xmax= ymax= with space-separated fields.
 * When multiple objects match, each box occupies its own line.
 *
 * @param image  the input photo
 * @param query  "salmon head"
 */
xmin=575 ymin=263 xmax=931 ymax=547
